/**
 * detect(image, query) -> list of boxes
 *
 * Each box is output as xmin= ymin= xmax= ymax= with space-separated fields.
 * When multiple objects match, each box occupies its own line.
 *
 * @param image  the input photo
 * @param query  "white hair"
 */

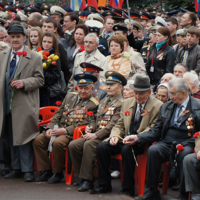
xmin=126 ymin=80 xmax=134 ymax=86
xmin=183 ymin=71 xmax=199 ymax=86
xmin=0 ymin=27 xmax=6 ymax=33
xmin=168 ymin=78 xmax=188 ymax=93
xmin=84 ymin=33 xmax=99 ymax=45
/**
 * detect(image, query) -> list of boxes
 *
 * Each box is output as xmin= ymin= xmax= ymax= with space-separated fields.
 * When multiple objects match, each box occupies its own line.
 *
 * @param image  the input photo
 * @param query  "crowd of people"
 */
xmin=0 ymin=1 xmax=200 ymax=200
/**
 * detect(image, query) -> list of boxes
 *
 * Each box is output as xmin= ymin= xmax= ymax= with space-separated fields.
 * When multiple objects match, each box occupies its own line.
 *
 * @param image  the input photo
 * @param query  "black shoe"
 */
xmin=48 ymin=172 xmax=64 ymax=184
xmin=178 ymin=192 xmax=189 ymax=200
xmin=24 ymin=172 xmax=34 ymax=182
xmin=90 ymin=185 xmax=112 ymax=194
xmin=74 ymin=178 xmax=84 ymax=187
xmin=4 ymin=170 xmax=22 ymax=179
xmin=35 ymin=170 xmax=52 ymax=182
xmin=135 ymin=189 xmax=161 ymax=200
xmin=78 ymin=180 xmax=94 ymax=192
xmin=172 ymin=183 xmax=180 ymax=191
xmin=120 ymin=189 xmax=135 ymax=197
xmin=1 ymin=170 xmax=10 ymax=176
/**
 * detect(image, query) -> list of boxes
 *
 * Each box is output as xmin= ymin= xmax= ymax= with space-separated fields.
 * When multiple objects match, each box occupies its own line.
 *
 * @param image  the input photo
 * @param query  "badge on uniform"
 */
xmin=185 ymin=114 xmax=194 ymax=137
xmin=150 ymin=66 xmax=154 ymax=72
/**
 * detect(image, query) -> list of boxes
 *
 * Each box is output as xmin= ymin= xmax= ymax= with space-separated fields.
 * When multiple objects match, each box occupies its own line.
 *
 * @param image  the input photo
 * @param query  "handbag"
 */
xmin=49 ymin=71 xmax=67 ymax=98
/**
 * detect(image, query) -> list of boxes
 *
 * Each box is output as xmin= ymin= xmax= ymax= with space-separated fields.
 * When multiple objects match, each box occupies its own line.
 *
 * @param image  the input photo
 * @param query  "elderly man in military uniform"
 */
xmin=80 ymin=62 xmax=107 ymax=102
xmin=91 ymin=76 xmax=163 ymax=197
xmin=33 ymin=74 xmax=99 ymax=184
xmin=69 ymin=71 xmax=126 ymax=192
xmin=68 ymin=33 xmax=109 ymax=92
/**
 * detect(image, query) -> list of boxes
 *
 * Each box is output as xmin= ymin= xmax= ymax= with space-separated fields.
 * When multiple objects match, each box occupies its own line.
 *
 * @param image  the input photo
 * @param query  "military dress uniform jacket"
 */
xmin=68 ymin=49 xmax=109 ymax=92
xmin=47 ymin=93 xmax=99 ymax=136
xmin=137 ymin=97 xmax=200 ymax=147
xmin=91 ymin=94 xmax=123 ymax=139
xmin=105 ymin=96 xmax=163 ymax=142
xmin=92 ymin=80 xmax=107 ymax=102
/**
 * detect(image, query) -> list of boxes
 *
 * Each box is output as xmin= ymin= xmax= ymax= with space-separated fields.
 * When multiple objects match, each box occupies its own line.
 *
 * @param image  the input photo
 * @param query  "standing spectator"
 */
xmin=107 ymin=35 xmax=131 ymax=79
xmin=28 ymin=26 xmax=42 ymax=51
xmin=68 ymin=33 xmax=109 ymax=92
xmin=63 ymin=13 xmax=79 ymax=46
xmin=174 ymin=64 xmax=187 ymax=78
xmin=180 ymin=12 xmax=197 ymax=29
xmin=67 ymin=24 xmax=89 ymax=75
xmin=100 ymin=16 xmax=114 ymax=54
xmin=166 ymin=18 xmax=178 ymax=45
xmin=27 ymin=20 xmax=43 ymax=35
xmin=42 ymin=17 xmax=70 ymax=85
xmin=146 ymin=27 xmax=176 ymax=85
xmin=0 ymin=24 xmax=44 ymax=182
xmin=176 ymin=27 xmax=200 ymax=74
xmin=183 ymin=71 xmax=200 ymax=99
xmin=40 ymin=31 xmax=63 ymax=107
xmin=0 ymin=27 xmax=8 ymax=42
xmin=28 ymin=12 xmax=42 ymax=22
xmin=144 ymin=19 xmax=155 ymax=36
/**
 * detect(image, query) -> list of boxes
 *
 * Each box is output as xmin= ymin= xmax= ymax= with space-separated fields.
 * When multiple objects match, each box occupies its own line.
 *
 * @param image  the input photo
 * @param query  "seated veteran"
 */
xmin=33 ymin=74 xmax=99 ymax=184
xmin=68 ymin=71 xmax=126 ymax=192
xmin=156 ymin=83 xmax=170 ymax=103
xmin=123 ymin=80 xmax=135 ymax=99
xmin=136 ymin=78 xmax=200 ymax=200
xmin=107 ymin=34 xmax=131 ymax=79
xmin=80 ymin=62 xmax=107 ymax=102
xmin=91 ymin=75 xmax=163 ymax=197
xmin=183 ymin=133 xmax=200 ymax=200
xmin=183 ymin=71 xmax=200 ymax=100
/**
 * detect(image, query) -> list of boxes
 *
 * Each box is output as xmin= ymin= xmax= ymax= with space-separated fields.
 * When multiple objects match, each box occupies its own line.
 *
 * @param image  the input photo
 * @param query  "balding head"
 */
xmin=161 ymin=73 xmax=175 ymax=84
xmin=28 ymin=12 xmax=42 ymax=22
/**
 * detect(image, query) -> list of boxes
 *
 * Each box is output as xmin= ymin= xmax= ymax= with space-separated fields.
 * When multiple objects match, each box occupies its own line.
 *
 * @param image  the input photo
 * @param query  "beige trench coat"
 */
xmin=0 ymin=46 xmax=44 ymax=146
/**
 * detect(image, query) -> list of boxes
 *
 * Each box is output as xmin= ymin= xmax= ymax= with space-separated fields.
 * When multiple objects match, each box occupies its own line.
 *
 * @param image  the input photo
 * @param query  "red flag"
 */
xmin=110 ymin=0 xmax=124 ymax=8
xmin=87 ymin=0 xmax=98 ymax=9
xmin=195 ymin=0 xmax=200 ymax=12
xmin=80 ymin=0 xmax=86 ymax=10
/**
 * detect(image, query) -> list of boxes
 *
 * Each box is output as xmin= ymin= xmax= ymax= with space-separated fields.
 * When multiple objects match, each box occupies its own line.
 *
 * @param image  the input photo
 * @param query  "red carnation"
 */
xmin=22 ymin=51 xmax=27 ymax=57
xmin=43 ymin=56 xmax=48 ymax=61
xmin=17 ymin=52 xmax=23 ymax=56
xmin=78 ymin=45 xmax=85 ymax=52
xmin=177 ymin=144 xmax=184 ymax=151
xmin=37 ymin=46 xmax=42 ymax=51
xmin=87 ymin=111 xmax=94 ymax=116
xmin=52 ymin=61 xmax=56 ymax=65
xmin=125 ymin=110 xmax=131 ymax=116
xmin=56 ymin=101 xmax=61 ymax=106
xmin=193 ymin=132 xmax=200 ymax=138
xmin=74 ymin=86 xmax=78 ymax=90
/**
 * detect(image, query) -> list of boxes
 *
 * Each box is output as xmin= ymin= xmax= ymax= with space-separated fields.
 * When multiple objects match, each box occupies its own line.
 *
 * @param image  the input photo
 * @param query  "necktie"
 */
xmin=10 ymin=52 xmax=17 ymax=77
xmin=134 ymin=104 xmax=142 ymax=131
xmin=75 ymin=98 xmax=82 ymax=106
xmin=176 ymin=105 xmax=183 ymax=124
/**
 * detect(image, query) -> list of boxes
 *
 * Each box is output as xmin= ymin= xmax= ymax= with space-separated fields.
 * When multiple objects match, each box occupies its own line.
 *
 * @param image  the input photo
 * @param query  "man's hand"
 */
xmin=110 ymin=136 xmax=119 ymax=146
xmin=85 ymin=125 xmax=93 ymax=134
xmin=46 ymin=129 xmax=52 ymax=139
xmin=197 ymin=151 xmax=200 ymax=160
xmin=50 ymin=128 xmax=67 ymax=136
xmin=83 ymin=133 xmax=97 ymax=141
xmin=11 ymin=80 xmax=24 ymax=89
xmin=123 ymin=135 xmax=139 ymax=145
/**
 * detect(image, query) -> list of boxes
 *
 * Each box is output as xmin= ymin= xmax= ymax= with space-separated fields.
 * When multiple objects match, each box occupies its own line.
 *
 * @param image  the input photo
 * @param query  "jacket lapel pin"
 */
xmin=181 ymin=110 xmax=189 ymax=116
xmin=141 ymin=110 xmax=150 ymax=116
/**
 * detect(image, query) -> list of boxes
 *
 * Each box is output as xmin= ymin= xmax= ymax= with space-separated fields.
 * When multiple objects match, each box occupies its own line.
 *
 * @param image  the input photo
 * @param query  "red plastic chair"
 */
xmin=65 ymin=125 xmax=87 ymax=185
xmin=112 ymin=145 xmax=149 ymax=197
xmin=38 ymin=106 xmax=59 ymax=129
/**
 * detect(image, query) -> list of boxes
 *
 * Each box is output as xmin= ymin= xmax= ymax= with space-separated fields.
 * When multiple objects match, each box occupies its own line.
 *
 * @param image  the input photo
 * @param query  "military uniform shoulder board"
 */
xmin=119 ymin=98 xmax=124 ymax=102
xmin=90 ymin=96 xmax=99 ymax=105
xmin=70 ymin=92 xmax=78 ymax=94
xmin=99 ymin=85 xmax=106 ymax=91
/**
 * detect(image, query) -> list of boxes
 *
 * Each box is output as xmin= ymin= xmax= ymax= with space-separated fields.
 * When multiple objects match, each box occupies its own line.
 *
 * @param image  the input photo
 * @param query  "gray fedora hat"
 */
xmin=130 ymin=76 xmax=151 ymax=91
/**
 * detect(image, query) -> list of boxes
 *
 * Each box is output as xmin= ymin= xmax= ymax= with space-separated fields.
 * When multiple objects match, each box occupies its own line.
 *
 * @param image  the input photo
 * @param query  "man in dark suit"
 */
xmin=135 ymin=78 xmax=200 ymax=200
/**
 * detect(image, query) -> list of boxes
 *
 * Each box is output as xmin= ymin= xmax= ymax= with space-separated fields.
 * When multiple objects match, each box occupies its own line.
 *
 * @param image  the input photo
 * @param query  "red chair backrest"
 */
xmin=39 ymin=106 xmax=59 ymax=121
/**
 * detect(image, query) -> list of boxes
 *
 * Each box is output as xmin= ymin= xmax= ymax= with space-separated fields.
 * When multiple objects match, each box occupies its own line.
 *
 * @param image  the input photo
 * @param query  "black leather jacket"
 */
xmin=138 ymin=97 xmax=200 ymax=147
xmin=146 ymin=43 xmax=176 ymax=85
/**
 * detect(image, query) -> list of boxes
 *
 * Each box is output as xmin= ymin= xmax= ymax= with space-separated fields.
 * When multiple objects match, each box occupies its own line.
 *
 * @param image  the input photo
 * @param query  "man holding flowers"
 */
xmin=91 ymin=75 xmax=162 ymax=197
xmin=69 ymin=71 xmax=126 ymax=192
xmin=33 ymin=73 xmax=99 ymax=184
xmin=0 ymin=24 xmax=44 ymax=182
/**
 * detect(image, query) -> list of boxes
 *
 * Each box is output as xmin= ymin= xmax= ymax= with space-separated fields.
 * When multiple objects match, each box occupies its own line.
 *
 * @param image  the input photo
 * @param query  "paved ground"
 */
xmin=0 ymin=171 xmax=181 ymax=200
xmin=0 ymin=171 xmax=180 ymax=200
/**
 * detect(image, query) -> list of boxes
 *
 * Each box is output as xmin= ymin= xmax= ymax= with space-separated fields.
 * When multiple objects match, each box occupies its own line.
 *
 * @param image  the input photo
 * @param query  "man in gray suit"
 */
xmin=0 ymin=24 xmax=44 ymax=182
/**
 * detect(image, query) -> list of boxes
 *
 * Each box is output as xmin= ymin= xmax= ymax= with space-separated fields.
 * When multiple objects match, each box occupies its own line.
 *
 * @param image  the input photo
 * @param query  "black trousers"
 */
xmin=97 ymin=141 xmax=144 ymax=190
xmin=146 ymin=141 xmax=194 ymax=192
